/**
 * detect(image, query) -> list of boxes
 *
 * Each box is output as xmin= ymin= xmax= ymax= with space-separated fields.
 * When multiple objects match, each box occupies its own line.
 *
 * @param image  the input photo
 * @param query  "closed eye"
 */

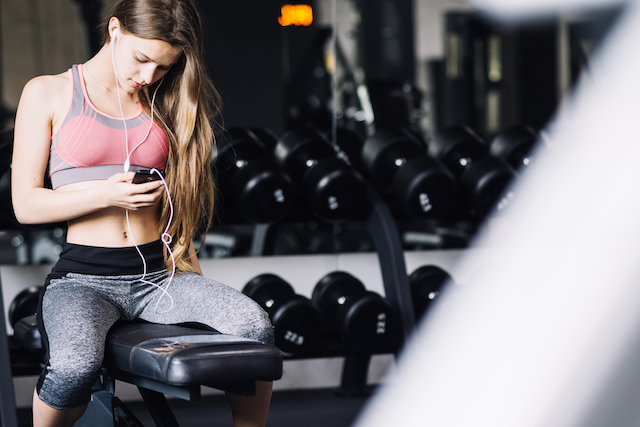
xmin=136 ymin=56 xmax=171 ymax=71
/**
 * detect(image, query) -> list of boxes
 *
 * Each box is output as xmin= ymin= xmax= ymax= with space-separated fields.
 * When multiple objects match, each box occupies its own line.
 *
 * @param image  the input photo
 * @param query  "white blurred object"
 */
xmin=353 ymin=1 xmax=640 ymax=426
xmin=473 ymin=0 xmax=626 ymax=18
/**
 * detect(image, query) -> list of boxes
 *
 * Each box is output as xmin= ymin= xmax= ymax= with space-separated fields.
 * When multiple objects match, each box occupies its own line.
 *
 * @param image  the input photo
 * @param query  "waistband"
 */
xmin=49 ymin=240 xmax=165 ymax=278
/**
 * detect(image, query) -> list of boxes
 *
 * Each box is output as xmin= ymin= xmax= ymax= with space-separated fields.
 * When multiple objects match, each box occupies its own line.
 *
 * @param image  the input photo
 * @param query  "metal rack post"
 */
xmin=0 ymin=276 xmax=19 ymax=427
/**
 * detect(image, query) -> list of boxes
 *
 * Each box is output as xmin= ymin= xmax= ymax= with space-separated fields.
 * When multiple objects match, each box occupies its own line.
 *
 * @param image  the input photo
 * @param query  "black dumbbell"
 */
xmin=338 ymin=126 xmax=457 ymax=219
xmin=429 ymin=125 xmax=516 ymax=216
xmin=311 ymin=271 xmax=400 ymax=351
xmin=273 ymin=125 xmax=369 ymax=223
xmin=490 ymin=125 xmax=539 ymax=171
xmin=213 ymin=128 xmax=294 ymax=224
xmin=243 ymin=273 xmax=322 ymax=354
xmin=409 ymin=265 xmax=453 ymax=320
xmin=9 ymin=286 xmax=41 ymax=328
xmin=248 ymin=127 xmax=279 ymax=152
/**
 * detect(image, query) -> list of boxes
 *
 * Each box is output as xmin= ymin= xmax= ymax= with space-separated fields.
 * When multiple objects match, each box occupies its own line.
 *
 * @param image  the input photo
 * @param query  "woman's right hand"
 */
xmin=101 ymin=172 xmax=165 ymax=210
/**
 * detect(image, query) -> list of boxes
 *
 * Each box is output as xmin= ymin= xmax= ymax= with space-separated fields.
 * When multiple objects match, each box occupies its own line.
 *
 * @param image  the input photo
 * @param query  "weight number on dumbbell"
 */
xmin=283 ymin=330 xmax=305 ymax=346
xmin=337 ymin=126 xmax=457 ymax=219
xmin=419 ymin=193 xmax=433 ymax=213
xmin=376 ymin=312 xmax=387 ymax=335
xmin=243 ymin=273 xmax=322 ymax=354
xmin=312 ymin=271 xmax=400 ymax=351
xmin=430 ymin=125 xmax=516 ymax=216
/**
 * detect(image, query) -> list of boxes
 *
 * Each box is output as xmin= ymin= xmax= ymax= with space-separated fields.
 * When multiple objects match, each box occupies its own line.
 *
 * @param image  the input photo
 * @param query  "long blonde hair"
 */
xmin=105 ymin=0 xmax=220 ymax=273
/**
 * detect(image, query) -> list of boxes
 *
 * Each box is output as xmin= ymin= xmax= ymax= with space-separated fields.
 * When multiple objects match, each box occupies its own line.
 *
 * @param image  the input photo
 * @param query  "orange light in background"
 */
xmin=278 ymin=4 xmax=313 ymax=27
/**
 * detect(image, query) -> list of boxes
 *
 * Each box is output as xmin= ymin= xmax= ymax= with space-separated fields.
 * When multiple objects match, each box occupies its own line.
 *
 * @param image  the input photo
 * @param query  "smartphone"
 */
xmin=132 ymin=169 xmax=163 ymax=184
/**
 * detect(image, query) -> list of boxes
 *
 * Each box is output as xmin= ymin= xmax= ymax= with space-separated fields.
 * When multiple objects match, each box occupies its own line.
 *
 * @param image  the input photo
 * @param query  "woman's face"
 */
xmin=110 ymin=21 xmax=182 ymax=95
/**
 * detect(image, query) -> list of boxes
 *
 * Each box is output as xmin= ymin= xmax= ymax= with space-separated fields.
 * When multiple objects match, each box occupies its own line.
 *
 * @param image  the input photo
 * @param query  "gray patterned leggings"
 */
xmin=36 ymin=241 xmax=274 ymax=410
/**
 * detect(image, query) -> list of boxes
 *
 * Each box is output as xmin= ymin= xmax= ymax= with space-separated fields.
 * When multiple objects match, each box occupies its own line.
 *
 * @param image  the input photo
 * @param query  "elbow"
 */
xmin=11 ymin=199 xmax=39 ymax=225
xmin=12 ymin=206 xmax=34 ymax=225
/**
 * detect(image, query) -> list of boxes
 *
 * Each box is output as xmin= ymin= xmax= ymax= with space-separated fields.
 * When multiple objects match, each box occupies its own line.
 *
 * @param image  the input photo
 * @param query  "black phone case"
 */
xmin=133 ymin=170 xmax=162 ymax=184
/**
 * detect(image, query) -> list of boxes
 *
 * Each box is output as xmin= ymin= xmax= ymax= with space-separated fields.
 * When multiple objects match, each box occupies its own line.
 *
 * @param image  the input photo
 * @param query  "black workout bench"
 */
xmin=3 ymin=304 xmax=283 ymax=427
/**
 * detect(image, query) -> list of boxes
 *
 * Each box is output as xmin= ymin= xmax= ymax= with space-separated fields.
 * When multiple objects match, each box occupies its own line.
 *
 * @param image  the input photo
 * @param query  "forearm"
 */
xmin=12 ymin=186 xmax=106 ymax=225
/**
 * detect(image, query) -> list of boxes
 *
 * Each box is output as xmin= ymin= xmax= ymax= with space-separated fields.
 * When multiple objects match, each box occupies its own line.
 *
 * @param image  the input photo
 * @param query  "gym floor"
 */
xmin=16 ymin=388 xmax=371 ymax=427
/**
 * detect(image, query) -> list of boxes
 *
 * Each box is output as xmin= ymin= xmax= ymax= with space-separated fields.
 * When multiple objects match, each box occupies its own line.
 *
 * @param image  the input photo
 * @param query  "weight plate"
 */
xmin=312 ymin=271 xmax=366 ymax=323
xmin=490 ymin=125 xmax=538 ymax=170
xmin=271 ymin=295 xmax=322 ymax=354
xmin=429 ymin=126 xmax=488 ymax=178
xmin=361 ymin=128 xmax=425 ymax=190
xmin=340 ymin=291 xmax=397 ymax=350
xmin=301 ymin=158 xmax=369 ymax=223
xmin=460 ymin=156 xmax=515 ymax=216
xmin=233 ymin=160 xmax=294 ymax=224
xmin=215 ymin=128 xmax=269 ymax=175
xmin=409 ymin=265 xmax=453 ymax=319
xmin=249 ymin=127 xmax=279 ymax=153
xmin=242 ymin=274 xmax=295 ymax=311
xmin=275 ymin=127 xmax=337 ymax=179
xmin=393 ymin=156 xmax=457 ymax=218
xmin=9 ymin=286 xmax=41 ymax=328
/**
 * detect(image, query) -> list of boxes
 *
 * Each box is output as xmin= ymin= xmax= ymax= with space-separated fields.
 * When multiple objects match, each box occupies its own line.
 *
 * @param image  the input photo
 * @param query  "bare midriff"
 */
xmin=57 ymin=180 xmax=162 ymax=247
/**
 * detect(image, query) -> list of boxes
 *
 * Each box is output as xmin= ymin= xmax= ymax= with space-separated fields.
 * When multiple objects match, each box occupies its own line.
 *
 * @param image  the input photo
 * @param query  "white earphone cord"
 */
xmin=112 ymin=34 xmax=175 ymax=313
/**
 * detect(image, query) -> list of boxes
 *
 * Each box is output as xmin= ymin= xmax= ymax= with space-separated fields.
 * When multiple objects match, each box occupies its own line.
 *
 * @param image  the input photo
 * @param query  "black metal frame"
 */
xmin=74 ymin=374 xmax=183 ymax=427
xmin=365 ymin=186 xmax=416 ymax=336
xmin=332 ymin=186 xmax=416 ymax=396
xmin=0 ymin=275 xmax=18 ymax=427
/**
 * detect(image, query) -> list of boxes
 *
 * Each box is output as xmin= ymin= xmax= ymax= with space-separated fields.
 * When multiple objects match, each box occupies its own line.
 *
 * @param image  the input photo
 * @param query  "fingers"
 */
xmin=135 ymin=180 xmax=164 ymax=194
xmin=125 ymin=181 xmax=165 ymax=209
xmin=110 ymin=172 xmax=136 ymax=183
xmin=104 ymin=172 xmax=165 ymax=210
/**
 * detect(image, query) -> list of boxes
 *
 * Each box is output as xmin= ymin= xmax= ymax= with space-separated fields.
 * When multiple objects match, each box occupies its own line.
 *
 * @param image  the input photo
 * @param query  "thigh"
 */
xmin=37 ymin=274 xmax=123 ymax=409
xmin=40 ymin=274 xmax=122 ymax=368
xmin=138 ymin=272 xmax=274 ymax=344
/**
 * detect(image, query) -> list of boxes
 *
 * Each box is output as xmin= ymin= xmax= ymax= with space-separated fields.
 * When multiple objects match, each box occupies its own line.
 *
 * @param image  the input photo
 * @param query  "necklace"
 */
xmin=84 ymin=62 xmax=139 ymax=104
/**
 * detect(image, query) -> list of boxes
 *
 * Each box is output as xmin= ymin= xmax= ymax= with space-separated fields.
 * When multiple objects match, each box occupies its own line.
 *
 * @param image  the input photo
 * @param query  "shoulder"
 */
xmin=20 ymin=72 xmax=69 ymax=105
xmin=17 ymin=70 xmax=71 ymax=123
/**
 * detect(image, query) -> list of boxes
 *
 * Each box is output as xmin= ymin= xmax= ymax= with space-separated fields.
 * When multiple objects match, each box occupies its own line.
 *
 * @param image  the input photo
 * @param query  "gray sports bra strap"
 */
xmin=68 ymin=65 xmax=86 ymax=121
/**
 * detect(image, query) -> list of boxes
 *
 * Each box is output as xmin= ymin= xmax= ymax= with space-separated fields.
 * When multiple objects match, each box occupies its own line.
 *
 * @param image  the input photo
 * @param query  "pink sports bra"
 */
xmin=48 ymin=64 xmax=168 ymax=189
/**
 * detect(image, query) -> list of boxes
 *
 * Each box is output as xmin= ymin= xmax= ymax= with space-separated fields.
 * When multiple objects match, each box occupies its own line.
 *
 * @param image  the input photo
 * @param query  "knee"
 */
xmin=49 ymin=353 xmax=103 ymax=389
xmin=58 ymin=355 xmax=102 ymax=379
xmin=38 ymin=356 xmax=102 ymax=409
xmin=236 ymin=302 xmax=275 ymax=345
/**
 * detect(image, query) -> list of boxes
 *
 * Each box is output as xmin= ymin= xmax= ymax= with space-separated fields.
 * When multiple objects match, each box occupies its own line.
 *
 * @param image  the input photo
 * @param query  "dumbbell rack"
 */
xmin=333 ymin=184 xmax=415 ymax=396
xmin=363 ymin=186 xmax=416 ymax=336
xmin=273 ymin=184 xmax=416 ymax=397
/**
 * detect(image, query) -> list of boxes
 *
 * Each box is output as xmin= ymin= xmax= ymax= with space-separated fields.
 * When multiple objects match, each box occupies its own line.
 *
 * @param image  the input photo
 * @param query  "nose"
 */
xmin=140 ymin=65 xmax=157 ymax=85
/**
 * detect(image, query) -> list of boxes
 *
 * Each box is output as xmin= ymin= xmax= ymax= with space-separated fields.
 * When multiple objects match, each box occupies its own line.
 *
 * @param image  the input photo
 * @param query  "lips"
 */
xmin=131 ymin=80 xmax=145 ymax=89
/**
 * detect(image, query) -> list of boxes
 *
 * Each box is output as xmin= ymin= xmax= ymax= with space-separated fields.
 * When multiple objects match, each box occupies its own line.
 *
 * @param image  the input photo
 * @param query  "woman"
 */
xmin=11 ymin=0 xmax=275 ymax=426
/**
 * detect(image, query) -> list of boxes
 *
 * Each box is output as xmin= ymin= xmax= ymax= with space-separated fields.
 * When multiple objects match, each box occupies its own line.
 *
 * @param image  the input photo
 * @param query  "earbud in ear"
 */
xmin=111 ymin=28 xmax=118 ymax=41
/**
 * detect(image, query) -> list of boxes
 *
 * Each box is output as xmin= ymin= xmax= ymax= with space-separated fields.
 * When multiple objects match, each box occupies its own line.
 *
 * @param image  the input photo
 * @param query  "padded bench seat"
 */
xmin=13 ymin=315 xmax=283 ymax=397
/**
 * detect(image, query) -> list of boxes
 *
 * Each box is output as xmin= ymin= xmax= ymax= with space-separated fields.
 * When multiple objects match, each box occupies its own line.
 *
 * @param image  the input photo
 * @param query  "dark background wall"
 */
xmin=196 ymin=0 xmax=287 ymax=134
